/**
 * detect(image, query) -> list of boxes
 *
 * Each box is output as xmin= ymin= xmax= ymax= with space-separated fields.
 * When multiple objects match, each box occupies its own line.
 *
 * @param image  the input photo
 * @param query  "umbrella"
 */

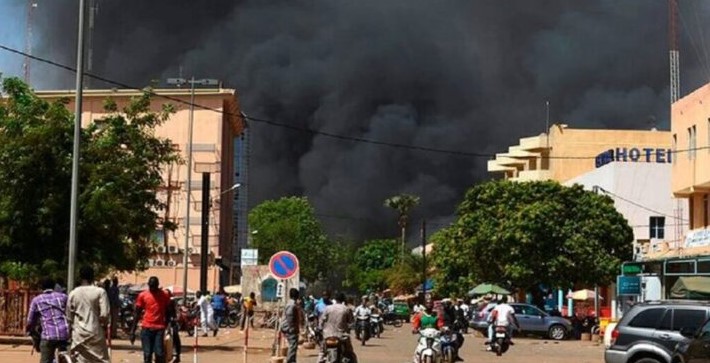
xmin=468 ymin=283 xmax=510 ymax=296
xmin=566 ymin=289 xmax=602 ymax=301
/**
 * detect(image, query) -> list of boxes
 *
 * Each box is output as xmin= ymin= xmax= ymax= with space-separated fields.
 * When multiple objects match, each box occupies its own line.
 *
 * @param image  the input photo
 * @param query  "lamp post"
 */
xmin=67 ymin=0 xmax=86 ymax=292
xmin=166 ymin=77 xmax=218 ymax=303
xmin=218 ymin=183 xmax=240 ymax=286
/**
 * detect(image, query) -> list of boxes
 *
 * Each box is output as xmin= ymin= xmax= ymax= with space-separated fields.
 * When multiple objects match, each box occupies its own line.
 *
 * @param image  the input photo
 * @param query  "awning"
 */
xmin=670 ymin=276 xmax=710 ymax=299
xmin=224 ymin=285 xmax=241 ymax=294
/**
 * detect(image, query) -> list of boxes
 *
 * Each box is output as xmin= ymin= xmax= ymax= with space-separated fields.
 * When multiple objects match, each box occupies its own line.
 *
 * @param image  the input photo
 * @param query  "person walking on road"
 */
xmin=240 ymin=292 xmax=257 ymax=331
xmin=108 ymin=277 xmax=120 ymax=339
xmin=67 ymin=266 xmax=110 ymax=363
xmin=211 ymin=288 xmax=227 ymax=330
xmin=26 ymin=278 xmax=70 ymax=363
xmin=197 ymin=291 xmax=217 ymax=337
xmin=281 ymin=288 xmax=301 ymax=363
xmin=132 ymin=276 xmax=171 ymax=363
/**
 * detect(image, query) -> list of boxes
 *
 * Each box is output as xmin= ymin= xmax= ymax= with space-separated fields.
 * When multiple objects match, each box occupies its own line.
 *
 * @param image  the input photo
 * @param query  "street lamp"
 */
xmin=166 ymin=77 xmax=218 ymax=303
xmin=221 ymin=183 xmax=241 ymax=195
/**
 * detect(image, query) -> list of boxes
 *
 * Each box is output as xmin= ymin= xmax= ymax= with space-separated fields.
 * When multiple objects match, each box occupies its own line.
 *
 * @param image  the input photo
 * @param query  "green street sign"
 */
xmin=622 ymin=263 xmax=643 ymax=275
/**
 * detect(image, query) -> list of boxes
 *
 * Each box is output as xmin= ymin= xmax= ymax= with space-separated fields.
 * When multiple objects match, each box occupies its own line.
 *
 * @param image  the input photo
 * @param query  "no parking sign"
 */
xmin=268 ymin=251 xmax=299 ymax=280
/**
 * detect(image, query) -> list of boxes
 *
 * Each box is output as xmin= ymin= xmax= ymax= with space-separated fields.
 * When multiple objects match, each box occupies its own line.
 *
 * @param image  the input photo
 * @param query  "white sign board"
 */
xmin=241 ymin=249 xmax=259 ymax=267
xmin=685 ymin=229 xmax=710 ymax=249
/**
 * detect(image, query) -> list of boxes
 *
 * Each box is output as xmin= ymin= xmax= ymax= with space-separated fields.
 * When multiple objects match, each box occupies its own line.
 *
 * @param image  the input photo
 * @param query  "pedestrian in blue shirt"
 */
xmin=212 ymin=288 xmax=227 ymax=330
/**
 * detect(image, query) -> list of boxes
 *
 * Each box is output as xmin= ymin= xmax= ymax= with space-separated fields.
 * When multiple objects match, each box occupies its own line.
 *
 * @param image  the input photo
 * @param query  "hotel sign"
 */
xmin=595 ymin=148 xmax=673 ymax=168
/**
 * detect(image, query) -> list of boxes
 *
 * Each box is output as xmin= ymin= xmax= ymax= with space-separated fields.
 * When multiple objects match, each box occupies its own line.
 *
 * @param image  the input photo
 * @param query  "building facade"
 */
xmin=38 ymin=88 xmax=245 ymax=292
xmin=672 ymin=82 xmax=710 ymax=254
xmin=487 ymin=124 xmax=672 ymax=183
xmin=565 ymin=162 xmax=688 ymax=261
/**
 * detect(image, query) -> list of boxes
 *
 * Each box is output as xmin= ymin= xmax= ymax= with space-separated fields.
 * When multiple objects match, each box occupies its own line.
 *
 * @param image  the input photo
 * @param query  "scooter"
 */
xmin=324 ymin=333 xmax=358 ymax=363
xmin=413 ymin=328 xmax=442 ymax=363
xmin=355 ymin=315 xmax=370 ymax=345
xmin=370 ymin=314 xmax=382 ymax=338
xmin=439 ymin=327 xmax=457 ymax=363
xmin=489 ymin=325 xmax=511 ymax=357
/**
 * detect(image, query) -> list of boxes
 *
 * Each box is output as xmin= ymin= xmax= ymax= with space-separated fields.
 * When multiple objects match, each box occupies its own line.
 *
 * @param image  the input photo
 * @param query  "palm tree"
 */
xmin=384 ymin=194 xmax=420 ymax=262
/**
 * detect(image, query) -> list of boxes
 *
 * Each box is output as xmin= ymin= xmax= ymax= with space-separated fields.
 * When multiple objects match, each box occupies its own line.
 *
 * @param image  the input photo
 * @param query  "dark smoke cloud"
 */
xmin=26 ymin=0 xmax=710 ymax=242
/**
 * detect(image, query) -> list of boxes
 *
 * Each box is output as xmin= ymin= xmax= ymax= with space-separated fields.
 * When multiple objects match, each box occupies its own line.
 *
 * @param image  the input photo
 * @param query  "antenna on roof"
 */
xmin=545 ymin=100 xmax=550 ymax=148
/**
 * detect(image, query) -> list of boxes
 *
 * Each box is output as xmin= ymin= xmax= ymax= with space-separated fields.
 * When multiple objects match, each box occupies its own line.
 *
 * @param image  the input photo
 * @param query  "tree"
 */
xmin=350 ymin=239 xmax=398 ymax=292
xmin=0 ymin=78 xmax=180 ymax=280
xmin=248 ymin=196 xmax=333 ymax=282
xmin=384 ymin=194 xmax=420 ymax=262
xmin=385 ymin=253 xmax=424 ymax=295
xmin=431 ymin=180 xmax=633 ymax=298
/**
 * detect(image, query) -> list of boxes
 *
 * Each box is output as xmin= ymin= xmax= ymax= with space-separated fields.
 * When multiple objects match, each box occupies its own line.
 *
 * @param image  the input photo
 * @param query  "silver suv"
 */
xmin=605 ymin=301 xmax=710 ymax=363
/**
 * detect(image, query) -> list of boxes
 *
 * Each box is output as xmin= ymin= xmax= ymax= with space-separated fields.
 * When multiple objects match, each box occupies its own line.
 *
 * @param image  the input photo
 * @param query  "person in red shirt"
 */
xmin=131 ymin=276 xmax=170 ymax=363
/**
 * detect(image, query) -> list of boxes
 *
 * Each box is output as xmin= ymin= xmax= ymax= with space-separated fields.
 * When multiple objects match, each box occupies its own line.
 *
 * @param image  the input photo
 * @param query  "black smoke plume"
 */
xmin=26 ymin=0 xmax=710 ymax=242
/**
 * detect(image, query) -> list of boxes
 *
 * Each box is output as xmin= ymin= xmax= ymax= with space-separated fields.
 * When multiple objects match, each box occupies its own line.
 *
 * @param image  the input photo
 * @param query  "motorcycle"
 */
xmin=178 ymin=305 xmax=200 ymax=336
xmin=439 ymin=327 xmax=457 ymax=363
xmin=324 ymin=333 xmax=357 ymax=363
xmin=383 ymin=311 xmax=404 ymax=327
xmin=489 ymin=325 xmax=511 ymax=357
xmin=355 ymin=315 xmax=370 ymax=345
xmin=306 ymin=313 xmax=320 ymax=344
xmin=370 ymin=314 xmax=382 ymax=338
xmin=119 ymin=296 xmax=135 ymax=334
xmin=414 ymin=328 xmax=442 ymax=363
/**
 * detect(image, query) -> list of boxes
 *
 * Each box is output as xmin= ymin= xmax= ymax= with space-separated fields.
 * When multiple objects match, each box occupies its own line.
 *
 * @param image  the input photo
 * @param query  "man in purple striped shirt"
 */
xmin=26 ymin=277 xmax=70 ymax=363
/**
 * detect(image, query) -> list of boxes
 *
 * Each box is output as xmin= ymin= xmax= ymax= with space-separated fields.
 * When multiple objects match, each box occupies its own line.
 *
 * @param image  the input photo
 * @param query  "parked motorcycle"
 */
xmin=119 ymin=296 xmax=135 ymax=334
xmin=489 ymin=325 xmax=511 ymax=357
xmin=324 ymin=333 xmax=357 ymax=363
xmin=414 ymin=328 xmax=442 ymax=363
xmin=355 ymin=315 xmax=370 ymax=346
xmin=177 ymin=305 xmax=200 ymax=336
xmin=306 ymin=313 xmax=320 ymax=344
xmin=383 ymin=311 xmax=403 ymax=327
xmin=370 ymin=314 xmax=382 ymax=338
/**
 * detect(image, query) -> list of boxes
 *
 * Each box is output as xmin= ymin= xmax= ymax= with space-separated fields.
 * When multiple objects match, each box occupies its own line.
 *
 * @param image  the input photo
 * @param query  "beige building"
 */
xmin=487 ymin=124 xmax=672 ymax=183
xmin=672 ymin=83 xmax=710 ymax=254
xmin=38 ymin=88 xmax=244 ymax=292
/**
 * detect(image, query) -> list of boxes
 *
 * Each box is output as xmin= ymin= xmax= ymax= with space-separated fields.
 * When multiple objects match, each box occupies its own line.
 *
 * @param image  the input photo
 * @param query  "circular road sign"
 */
xmin=269 ymin=251 xmax=300 ymax=280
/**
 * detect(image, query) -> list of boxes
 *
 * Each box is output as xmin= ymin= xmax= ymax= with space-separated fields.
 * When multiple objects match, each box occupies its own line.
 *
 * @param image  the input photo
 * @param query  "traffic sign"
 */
xmin=269 ymin=251 xmax=299 ymax=279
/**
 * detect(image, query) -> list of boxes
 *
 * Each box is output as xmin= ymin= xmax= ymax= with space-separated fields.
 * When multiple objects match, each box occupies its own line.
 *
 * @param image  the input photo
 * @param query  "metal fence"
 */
xmin=0 ymin=290 xmax=39 ymax=336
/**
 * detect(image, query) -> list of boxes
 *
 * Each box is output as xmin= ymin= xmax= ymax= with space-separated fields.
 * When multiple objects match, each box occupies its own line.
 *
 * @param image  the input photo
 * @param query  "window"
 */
xmin=261 ymin=277 xmax=278 ymax=302
xmin=673 ymin=309 xmax=707 ymax=332
xmin=672 ymin=134 xmax=677 ymax=163
xmin=698 ymin=318 xmax=710 ymax=338
xmin=658 ymin=310 xmax=672 ymax=331
xmin=518 ymin=305 xmax=543 ymax=316
xmin=689 ymin=127 xmax=693 ymax=160
xmin=650 ymin=216 xmax=665 ymax=239
xmin=629 ymin=308 xmax=666 ymax=328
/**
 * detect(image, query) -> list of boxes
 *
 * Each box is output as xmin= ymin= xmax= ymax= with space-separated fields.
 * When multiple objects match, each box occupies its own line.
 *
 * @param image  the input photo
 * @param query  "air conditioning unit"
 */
xmin=167 ymin=260 xmax=177 ymax=267
xmin=168 ymin=246 xmax=178 ymax=254
xmin=156 ymin=246 xmax=167 ymax=253
xmin=147 ymin=259 xmax=155 ymax=267
xmin=155 ymin=259 xmax=165 ymax=267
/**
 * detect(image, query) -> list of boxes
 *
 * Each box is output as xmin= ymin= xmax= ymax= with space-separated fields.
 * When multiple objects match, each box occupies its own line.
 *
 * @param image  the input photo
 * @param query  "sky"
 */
xmin=1 ymin=1 xmax=710 ymax=243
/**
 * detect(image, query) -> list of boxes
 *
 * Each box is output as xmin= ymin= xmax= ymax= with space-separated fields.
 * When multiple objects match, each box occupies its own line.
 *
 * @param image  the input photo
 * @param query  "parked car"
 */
xmin=469 ymin=303 xmax=497 ymax=331
xmin=605 ymin=300 xmax=710 ymax=363
xmin=470 ymin=302 xmax=571 ymax=340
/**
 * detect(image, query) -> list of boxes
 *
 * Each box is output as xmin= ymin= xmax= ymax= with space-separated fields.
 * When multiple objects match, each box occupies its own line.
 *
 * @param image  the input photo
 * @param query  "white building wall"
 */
xmin=565 ymin=162 xmax=688 ymax=259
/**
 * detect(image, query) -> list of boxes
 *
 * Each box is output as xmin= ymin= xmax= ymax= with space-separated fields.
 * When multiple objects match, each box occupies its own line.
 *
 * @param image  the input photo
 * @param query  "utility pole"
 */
xmin=669 ymin=0 xmax=680 ymax=104
xmin=167 ymin=77 xmax=218 ymax=302
xmin=421 ymin=219 xmax=427 ymax=300
xmin=23 ymin=1 xmax=38 ymax=84
xmin=67 ymin=0 xmax=87 ymax=292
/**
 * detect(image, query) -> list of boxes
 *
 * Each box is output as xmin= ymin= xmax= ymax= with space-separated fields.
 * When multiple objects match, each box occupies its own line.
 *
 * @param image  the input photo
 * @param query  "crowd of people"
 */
xmin=24 ymin=268 xmax=264 ymax=363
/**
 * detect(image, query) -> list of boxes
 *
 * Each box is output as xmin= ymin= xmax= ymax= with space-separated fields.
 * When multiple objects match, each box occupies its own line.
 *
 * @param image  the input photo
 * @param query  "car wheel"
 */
xmin=633 ymin=358 xmax=662 ymax=363
xmin=548 ymin=324 xmax=566 ymax=340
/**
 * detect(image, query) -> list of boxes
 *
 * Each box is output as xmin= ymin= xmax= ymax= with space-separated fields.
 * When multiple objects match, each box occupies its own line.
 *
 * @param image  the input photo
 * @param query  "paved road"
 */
xmin=0 ymin=325 xmax=605 ymax=363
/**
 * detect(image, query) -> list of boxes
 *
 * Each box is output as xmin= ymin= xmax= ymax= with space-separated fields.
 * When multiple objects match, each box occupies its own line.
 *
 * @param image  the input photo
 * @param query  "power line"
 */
xmin=596 ymin=186 xmax=685 ymax=221
xmin=2 ymin=43 xmax=706 ymax=160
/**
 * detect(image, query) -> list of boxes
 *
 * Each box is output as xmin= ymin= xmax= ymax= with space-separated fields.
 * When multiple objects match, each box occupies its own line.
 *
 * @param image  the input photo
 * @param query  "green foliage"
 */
xmin=432 ymin=180 xmax=634 ymax=297
xmin=349 ymin=239 xmax=398 ymax=292
xmin=248 ymin=196 xmax=333 ymax=282
xmin=385 ymin=253 xmax=424 ymax=294
xmin=0 ymin=78 xmax=180 ymax=281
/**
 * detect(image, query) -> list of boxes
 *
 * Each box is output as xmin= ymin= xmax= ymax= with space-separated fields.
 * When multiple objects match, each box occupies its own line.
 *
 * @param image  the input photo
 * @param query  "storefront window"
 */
xmin=666 ymin=260 xmax=696 ymax=275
